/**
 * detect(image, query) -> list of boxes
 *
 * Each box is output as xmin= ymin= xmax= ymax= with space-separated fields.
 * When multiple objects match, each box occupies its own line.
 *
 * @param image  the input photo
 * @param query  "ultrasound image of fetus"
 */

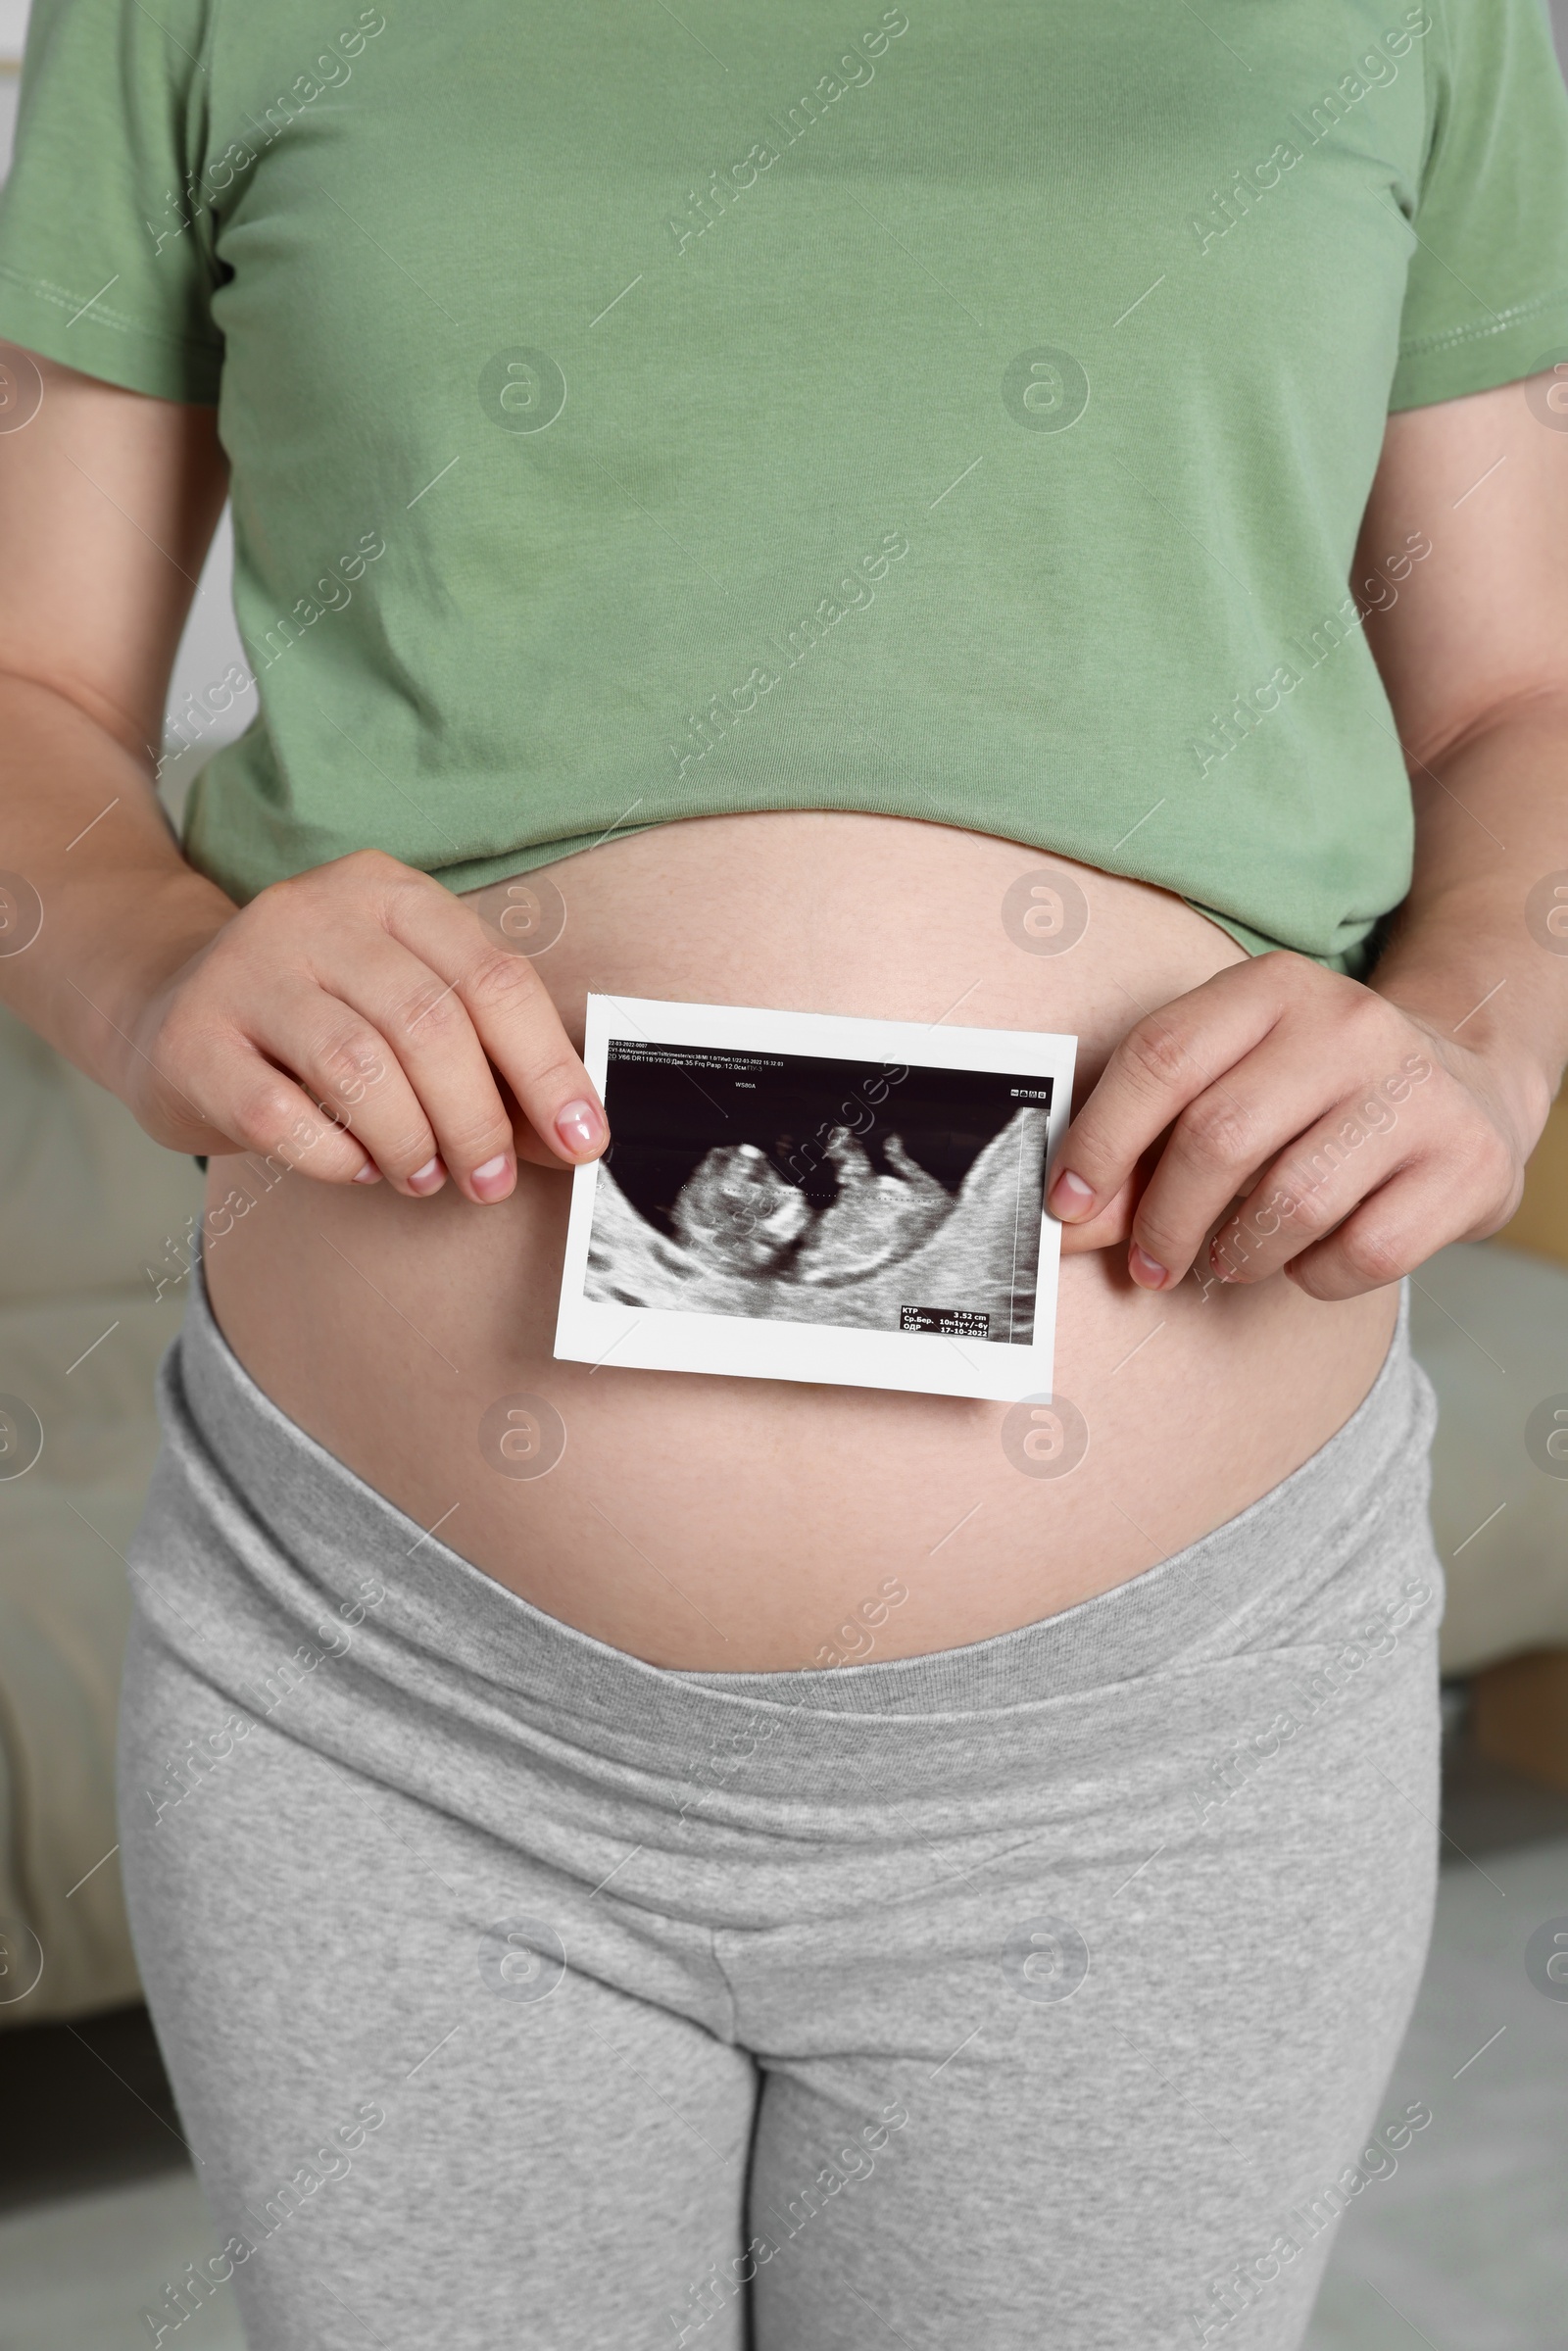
xmin=585 ymin=1106 xmax=1047 ymax=1343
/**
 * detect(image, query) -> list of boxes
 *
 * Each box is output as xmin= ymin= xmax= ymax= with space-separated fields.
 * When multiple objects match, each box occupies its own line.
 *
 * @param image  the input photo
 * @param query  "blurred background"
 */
xmin=2 ymin=5 xmax=1567 ymax=2344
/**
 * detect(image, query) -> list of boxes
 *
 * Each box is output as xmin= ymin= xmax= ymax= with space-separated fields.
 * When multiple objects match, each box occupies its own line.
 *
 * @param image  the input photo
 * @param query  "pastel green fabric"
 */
xmin=3 ymin=1 xmax=1568 ymax=972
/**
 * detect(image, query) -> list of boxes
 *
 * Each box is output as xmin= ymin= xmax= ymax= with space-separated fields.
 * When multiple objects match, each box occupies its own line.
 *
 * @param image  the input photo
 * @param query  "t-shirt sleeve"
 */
xmin=0 ymin=0 xmax=221 ymax=404
xmin=1390 ymin=0 xmax=1568 ymax=408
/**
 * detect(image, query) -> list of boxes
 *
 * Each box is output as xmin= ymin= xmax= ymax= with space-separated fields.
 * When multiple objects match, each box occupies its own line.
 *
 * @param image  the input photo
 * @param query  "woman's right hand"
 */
xmin=116 ymin=848 xmax=607 ymax=1203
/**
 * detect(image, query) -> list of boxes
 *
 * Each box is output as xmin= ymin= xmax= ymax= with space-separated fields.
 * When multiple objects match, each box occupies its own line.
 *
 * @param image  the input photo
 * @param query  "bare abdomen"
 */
xmin=202 ymin=811 xmax=1397 ymax=1670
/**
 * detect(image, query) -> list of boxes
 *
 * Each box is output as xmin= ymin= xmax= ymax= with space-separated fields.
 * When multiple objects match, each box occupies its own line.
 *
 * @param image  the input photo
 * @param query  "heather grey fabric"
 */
xmin=119 ymin=1262 xmax=1444 ymax=2350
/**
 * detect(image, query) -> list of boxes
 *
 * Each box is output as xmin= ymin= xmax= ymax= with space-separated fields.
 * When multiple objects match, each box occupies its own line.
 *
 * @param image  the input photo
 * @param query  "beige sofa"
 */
xmin=1 ymin=1002 xmax=1566 ymax=2024
xmin=0 ymin=1003 xmax=201 ymax=2024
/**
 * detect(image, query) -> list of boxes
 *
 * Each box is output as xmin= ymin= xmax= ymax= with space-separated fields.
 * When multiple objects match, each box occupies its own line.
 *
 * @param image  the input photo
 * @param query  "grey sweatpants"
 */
xmin=119 ymin=1263 xmax=1445 ymax=2351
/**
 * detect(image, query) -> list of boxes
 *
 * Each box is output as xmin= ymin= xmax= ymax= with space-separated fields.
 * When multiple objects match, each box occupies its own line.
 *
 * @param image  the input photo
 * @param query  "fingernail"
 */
xmin=352 ymin=1160 xmax=381 ymax=1185
xmin=554 ymin=1099 xmax=604 ymax=1156
xmin=1129 ymin=1245 xmax=1168 ymax=1290
xmin=408 ymin=1155 xmax=447 ymax=1196
xmin=1050 ymin=1168 xmax=1094 ymax=1217
xmin=471 ymin=1152 xmax=514 ymax=1201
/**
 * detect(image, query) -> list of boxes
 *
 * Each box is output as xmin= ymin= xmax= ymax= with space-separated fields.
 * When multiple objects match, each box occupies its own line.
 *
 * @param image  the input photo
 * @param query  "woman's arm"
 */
xmin=1049 ymin=370 xmax=1568 ymax=1298
xmin=0 ymin=354 xmax=607 ymax=1200
xmin=0 ymin=355 xmax=237 ymax=1072
xmin=1352 ymin=376 xmax=1568 ymax=1083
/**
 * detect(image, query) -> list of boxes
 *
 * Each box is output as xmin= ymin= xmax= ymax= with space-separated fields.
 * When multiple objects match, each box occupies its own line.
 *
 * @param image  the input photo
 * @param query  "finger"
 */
xmin=1207 ymin=1089 xmax=1414 ymax=1287
xmin=320 ymin=936 xmax=522 ymax=1201
xmin=1124 ymin=1040 xmax=1364 ymax=1289
xmin=1047 ymin=959 xmax=1295 ymax=1227
xmin=1281 ymin=1161 xmax=1455 ymax=1301
xmin=244 ymin=976 xmax=450 ymax=1197
xmin=1057 ymin=1180 xmax=1137 ymax=1254
xmin=370 ymin=868 xmax=606 ymax=1168
xmin=1054 ymin=1145 xmax=1163 ymax=1256
xmin=185 ymin=1032 xmax=381 ymax=1186
xmin=488 ymin=1070 xmax=586 ymax=1173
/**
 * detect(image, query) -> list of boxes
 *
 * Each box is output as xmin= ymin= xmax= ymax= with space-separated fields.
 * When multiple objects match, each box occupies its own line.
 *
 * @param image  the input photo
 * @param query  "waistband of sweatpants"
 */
xmin=158 ymin=1245 xmax=1439 ymax=1754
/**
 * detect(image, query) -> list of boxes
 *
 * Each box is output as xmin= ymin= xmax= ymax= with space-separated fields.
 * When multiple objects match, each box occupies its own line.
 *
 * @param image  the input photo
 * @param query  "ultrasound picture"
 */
xmin=584 ymin=1045 xmax=1053 ymax=1343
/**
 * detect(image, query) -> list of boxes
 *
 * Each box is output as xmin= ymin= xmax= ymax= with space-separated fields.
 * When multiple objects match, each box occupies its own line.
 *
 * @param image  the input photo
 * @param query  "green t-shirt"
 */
xmin=4 ymin=0 xmax=1568 ymax=970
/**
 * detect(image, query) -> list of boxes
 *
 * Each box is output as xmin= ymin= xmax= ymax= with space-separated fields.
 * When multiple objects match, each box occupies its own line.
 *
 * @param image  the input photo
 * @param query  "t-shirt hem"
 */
xmin=1179 ymin=900 xmax=1370 ymax=977
xmin=184 ymin=776 xmax=1389 ymax=974
xmin=0 ymin=268 xmax=222 ymax=405
xmin=424 ymin=824 xmax=666 ymax=899
xmin=1389 ymin=286 xmax=1568 ymax=411
xmin=309 ymin=834 xmax=1370 ymax=977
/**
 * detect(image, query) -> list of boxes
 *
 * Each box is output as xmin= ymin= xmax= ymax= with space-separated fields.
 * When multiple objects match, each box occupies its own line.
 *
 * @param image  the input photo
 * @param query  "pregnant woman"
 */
xmin=3 ymin=3 xmax=1567 ymax=2343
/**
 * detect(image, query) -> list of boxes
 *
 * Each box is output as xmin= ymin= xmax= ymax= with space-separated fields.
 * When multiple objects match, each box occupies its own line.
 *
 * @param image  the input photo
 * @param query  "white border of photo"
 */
xmin=554 ymin=993 xmax=1078 ymax=1403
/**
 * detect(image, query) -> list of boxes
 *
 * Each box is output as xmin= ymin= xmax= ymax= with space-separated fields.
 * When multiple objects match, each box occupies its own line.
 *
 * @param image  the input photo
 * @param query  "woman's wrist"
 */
xmin=1368 ymin=936 xmax=1563 ymax=1157
xmin=71 ymin=864 xmax=239 ymax=1102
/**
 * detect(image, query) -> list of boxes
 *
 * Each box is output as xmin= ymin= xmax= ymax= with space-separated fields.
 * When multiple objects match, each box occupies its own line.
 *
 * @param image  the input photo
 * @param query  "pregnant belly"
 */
xmin=201 ymin=812 xmax=1397 ymax=1670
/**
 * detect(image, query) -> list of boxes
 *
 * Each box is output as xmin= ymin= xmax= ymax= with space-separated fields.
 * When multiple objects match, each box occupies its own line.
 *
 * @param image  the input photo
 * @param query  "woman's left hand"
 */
xmin=1047 ymin=951 xmax=1546 ymax=1300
